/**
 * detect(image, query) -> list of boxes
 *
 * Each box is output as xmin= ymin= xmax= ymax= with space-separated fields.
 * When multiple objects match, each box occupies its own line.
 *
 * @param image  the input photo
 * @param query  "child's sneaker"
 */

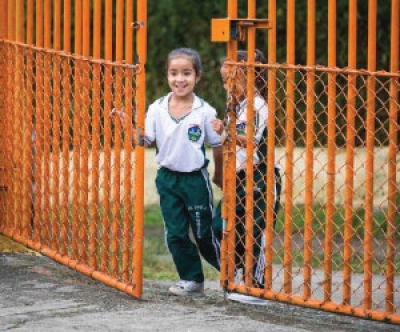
xmin=168 ymin=280 xmax=204 ymax=297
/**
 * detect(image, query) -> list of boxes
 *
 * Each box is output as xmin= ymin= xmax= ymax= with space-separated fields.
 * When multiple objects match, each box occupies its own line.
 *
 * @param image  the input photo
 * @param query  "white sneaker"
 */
xmin=227 ymin=293 xmax=270 ymax=305
xmin=168 ymin=280 xmax=204 ymax=297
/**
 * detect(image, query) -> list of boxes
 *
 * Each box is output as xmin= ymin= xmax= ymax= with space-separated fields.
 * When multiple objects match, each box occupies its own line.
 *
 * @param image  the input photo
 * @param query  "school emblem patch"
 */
xmin=236 ymin=121 xmax=246 ymax=135
xmin=188 ymin=124 xmax=202 ymax=142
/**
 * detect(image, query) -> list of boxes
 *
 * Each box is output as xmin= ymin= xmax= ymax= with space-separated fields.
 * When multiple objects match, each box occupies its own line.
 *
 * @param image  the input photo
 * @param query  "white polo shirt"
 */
xmin=235 ymin=94 xmax=268 ymax=171
xmin=144 ymin=93 xmax=222 ymax=172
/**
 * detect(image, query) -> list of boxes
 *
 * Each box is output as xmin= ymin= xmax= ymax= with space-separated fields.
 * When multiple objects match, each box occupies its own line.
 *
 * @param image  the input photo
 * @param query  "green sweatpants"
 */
xmin=156 ymin=167 xmax=220 ymax=283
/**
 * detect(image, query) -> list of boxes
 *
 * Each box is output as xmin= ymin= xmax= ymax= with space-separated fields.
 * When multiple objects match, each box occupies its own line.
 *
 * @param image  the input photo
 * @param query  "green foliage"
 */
xmin=146 ymin=1 xmax=394 ymax=126
xmin=147 ymin=1 xmax=228 ymax=114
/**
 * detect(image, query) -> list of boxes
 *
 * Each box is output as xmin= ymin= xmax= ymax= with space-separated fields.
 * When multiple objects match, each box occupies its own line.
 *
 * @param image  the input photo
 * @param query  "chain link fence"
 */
xmin=220 ymin=61 xmax=400 ymax=322
xmin=0 ymin=41 xmax=144 ymax=297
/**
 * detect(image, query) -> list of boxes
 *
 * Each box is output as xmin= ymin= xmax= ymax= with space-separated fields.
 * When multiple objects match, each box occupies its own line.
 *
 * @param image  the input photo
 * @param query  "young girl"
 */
xmin=112 ymin=48 xmax=223 ymax=297
xmin=212 ymin=49 xmax=281 ymax=290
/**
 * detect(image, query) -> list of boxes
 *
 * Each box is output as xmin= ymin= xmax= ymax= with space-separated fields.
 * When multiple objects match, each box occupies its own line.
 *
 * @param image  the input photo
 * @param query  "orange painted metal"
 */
xmin=303 ymin=0 xmax=316 ymax=301
xmin=71 ymin=0 xmax=82 ymax=260
xmin=111 ymin=0 xmax=123 ymax=277
xmin=244 ymin=0 xmax=256 ymax=289
xmin=265 ymin=0 xmax=277 ymax=290
xmin=364 ymin=0 xmax=377 ymax=311
xmin=386 ymin=0 xmax=399 ymax=314
xmin=133 ymin=0 xmax=147 ymax=298
xmin=0 ymin=0 xmax=7 ymax=39
xmin=122 ymin=0 xmax=134 ymax=282
xmin=80 ymin=0 xmax=91 ymax=263
xmin=90 ymin=0 xmax=102 ymax=270
xmin=42 ymin=0 xmax=51 ymax=246
xmin=283 ymin=0 xmax=295 ymax=295
xmin=343 ymin=0 xmax=357 ymax=306
xmin=324 ymin=0 xmax=336 ymax=302
xmin=222 ymin=0 xmax=238 ymax=289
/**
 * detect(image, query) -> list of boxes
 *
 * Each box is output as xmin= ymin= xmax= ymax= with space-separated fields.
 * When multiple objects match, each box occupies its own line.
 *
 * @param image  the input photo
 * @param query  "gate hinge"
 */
xmin=211 ymin=18 xmax=270 ymax=42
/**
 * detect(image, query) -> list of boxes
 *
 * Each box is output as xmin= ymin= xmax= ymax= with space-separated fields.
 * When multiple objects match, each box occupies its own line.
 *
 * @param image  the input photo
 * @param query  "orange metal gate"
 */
xmin=0 ymin=0 xmax=147 ymax=298
xmin=212 ymin=0 xmax=399 ymax=324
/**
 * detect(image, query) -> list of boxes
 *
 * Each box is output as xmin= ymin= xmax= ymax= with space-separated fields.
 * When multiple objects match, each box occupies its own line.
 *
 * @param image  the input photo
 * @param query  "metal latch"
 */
xmin=211 ymin=18 xmax=270 ymax=42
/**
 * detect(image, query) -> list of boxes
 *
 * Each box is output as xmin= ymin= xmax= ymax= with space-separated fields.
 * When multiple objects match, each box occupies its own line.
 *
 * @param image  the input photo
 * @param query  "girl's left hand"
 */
xmin=211 ymin=119 xmax=224 ymax=135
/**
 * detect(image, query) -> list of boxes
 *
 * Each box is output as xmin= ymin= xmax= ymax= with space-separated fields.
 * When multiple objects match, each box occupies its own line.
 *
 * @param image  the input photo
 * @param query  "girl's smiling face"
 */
xmin=167 ymin=56 xmax=199 ymax=98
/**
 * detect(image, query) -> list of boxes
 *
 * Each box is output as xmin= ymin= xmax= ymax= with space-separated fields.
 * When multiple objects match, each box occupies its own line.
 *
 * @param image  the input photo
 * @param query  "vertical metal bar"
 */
xmin=265 ymin=0 xmax=277 ymax=290
xmin=44 ymin=0 xmax=51 ymax=46
xmin=14 ymin=1 xmax=24 ymax=235
xmin=244 ymin=0 xmax=256 ymax=289
xmin=133 ymin=0 xmax=147 ymax=297
xmin=7 ymin=0 xmax=15 ymax=41
xmin=90 ymin=0 xmax=102 ymax=270
xmin=42 ymin=0 xmax=51 ymax=247
xmin=36 ymin=0 xmax=43 ymax=46
xmin=324 ymin=0 xmax=337 ymax=302
xmin=385 ymin=0 xmax=399 ymax=314
xmin=27 ymin=0 xmax=33 ymax=44
xmin=33 ymin=0 xmax=44 ymax=242
xmin=6 ymin=0 xmax=15 ymax=235
xmin=364 ymin=0 xmax=377 ymax=311
xmin=222 ymin=0 xmax=238 ymax=288
xmin=24 ymin=1 xmax=34 ymax=238
xmin=4 ymin=14 xmax=14 ymax=232
xmin=284 ymin=0 xmax=295 ymax=295
xmin=0 ymin=0 xmax=7 ymax=228
xmin=15 ymin=0 xmax=23 ymax=42
xmin=54 ymin=0 xmax=61 ymax=49
xmin=80 ymin=0 xmax=91 ymax=262
xmin=0 ymin=0 xmax=7 ymax=39
xmin=304 ymin=0 xmax=316 ymax=300
xmin=122 ymin=0 xmax=134 ymax=281
xmin=343 ymin=0 xmax=357 ymax=306
xmin=102 ymin=0 xmax=113 ymax=272
xmin=63 ymin=0 xmax=71 ymax=52
xmin=71 ymin=0 xmax=82 ymax=259
xmin=60 ymin=0 xmax=71 ymax=256
xmin=125 ymin=0 xmax=134 ymax=62
xmin=50 ymin=0 xmax=61 ymax=250
xmin=111 ymin=0 xmax=124 ymax=277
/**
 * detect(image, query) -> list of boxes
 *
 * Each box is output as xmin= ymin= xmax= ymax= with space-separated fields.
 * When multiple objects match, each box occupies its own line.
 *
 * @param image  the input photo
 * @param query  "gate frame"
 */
xmin=211 ymin=0 xmax=400 ymax=324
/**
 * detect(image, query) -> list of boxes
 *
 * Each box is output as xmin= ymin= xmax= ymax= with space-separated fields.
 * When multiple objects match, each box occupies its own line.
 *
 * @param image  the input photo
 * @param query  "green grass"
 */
xmin=143 ymin=198 xmax=400 ymax=279
xmin=274 ymin=203 xmax=398 ymax=239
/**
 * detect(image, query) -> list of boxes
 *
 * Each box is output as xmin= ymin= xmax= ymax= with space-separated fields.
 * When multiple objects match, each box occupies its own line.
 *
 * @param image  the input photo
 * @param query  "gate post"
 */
xmin=0 ymin=0 xmax=9 ymax=226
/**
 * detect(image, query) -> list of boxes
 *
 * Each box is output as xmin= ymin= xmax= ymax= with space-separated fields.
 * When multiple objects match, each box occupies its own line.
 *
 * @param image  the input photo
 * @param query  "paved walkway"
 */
xmin=1 ymin=253 xmax=399 ymax=332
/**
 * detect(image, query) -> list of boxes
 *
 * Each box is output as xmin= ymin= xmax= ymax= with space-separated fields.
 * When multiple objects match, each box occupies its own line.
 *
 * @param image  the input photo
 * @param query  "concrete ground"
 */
xmin=1 ymin=252 xmax=400 ymax=332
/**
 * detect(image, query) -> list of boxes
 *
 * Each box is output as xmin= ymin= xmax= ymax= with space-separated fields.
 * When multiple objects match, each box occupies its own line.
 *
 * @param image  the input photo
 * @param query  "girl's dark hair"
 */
xmin=167 ymin=47 xmax=202 ymax=76
xmin=221 ymin=49 xmax=268 ymax=96
xmin=236 ymin=49 xmax=268 ymax=96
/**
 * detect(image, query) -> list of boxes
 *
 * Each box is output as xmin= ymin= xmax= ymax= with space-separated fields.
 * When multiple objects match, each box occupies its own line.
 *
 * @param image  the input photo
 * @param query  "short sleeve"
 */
xmin=144 ymin=104 xmax=156 ymax=145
